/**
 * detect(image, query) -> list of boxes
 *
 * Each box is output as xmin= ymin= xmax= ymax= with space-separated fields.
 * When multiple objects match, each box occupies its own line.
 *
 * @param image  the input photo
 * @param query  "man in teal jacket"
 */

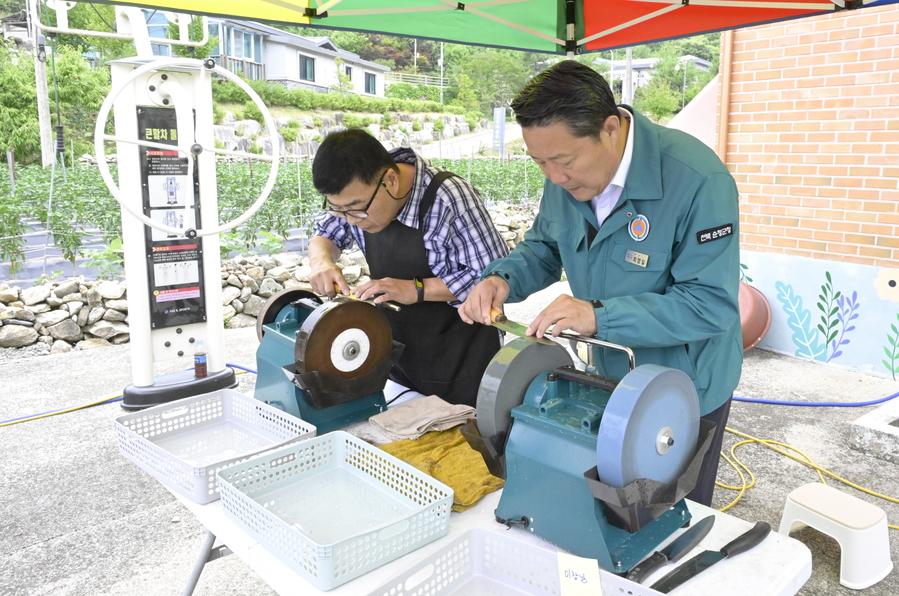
xmin=460 ymin=60 xmax=742 ymax=506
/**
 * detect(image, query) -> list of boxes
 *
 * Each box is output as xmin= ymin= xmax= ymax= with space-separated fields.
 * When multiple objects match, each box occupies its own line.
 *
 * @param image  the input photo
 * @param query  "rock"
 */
xmin=221 ymin=286 xmax=241 ymax=305
xmin=20 ymin=285 xmax=52 ymax=306
xmin=24 ymin=304 xmax=50 ymax=314
xmin=227 ymin=274 xmax=242 ymax=288
xmin=273 ymin=253 xmax=303 ymax=268
xmin=239 ymin=286 xmax=253 ymax=301
xmin=242 ymin=295 xmax=268 ymax=317
xmin=105 ymin=299 xmax=128 ymax=312
xmin=231 ymin=299 xmax=244 ymax=313
xmin=86 ymin=288 xmax=103 ymax=309
xmin=76 ymin=338 xmax=112 ymax=350
xmin=239 ymin=275 xmax=259 ymax=292
xmin=3 ymin=308 xmax=35 ymax=322
xmin=347 ymin=250 xmax=368 ymax=268
xmin=35 ymin=310 xmax=70 ymax=327
xmin=47 ymin=319 xmax=83 ymax=342
xmin=0 ymin=287 xmax=18 ymax=303
xmin=283 ymin=279 xmax=312 ymax=290
xmin=0 ymin=326 xmax=38 ymax=347
xmin=53 ymin=280 xmax=81 ymax=298
xmin=342 ymin=265 xmax=362 ymax=283
xmin=77 ymin=306 xmax=90 ymax=327
xmin=257 ymin=278 xmax=283 ymax=298
xmin=46 ymin=293 xmax=64 ymax=307
xmin=66 ymin=301 xmax=84 ymax=315
xmin=293 ymin=265 xmax=312 ymax=282
xmin=87 ymin=306 xmax=106 ymax=325
xmin=258 ymin=256 xmax=278 ymax=270
xmin=86 ymin=320 xmax=129 ymax=339
xmin=225 ymin=313 xmax=257 ymax=328
xmin=266 ymin=266 xmax=291 ymax=283
xmin=245 ymin=267 xmax=265 ymax=284
xmin=62 ymin=293 xmax=84 ymax=303
xmin=51 ymin=340 xmax=74 ymax=354
xmin=38 ymin=335 xmax=53 ymax=345
xmin=103 ymin=309 xmax=128 ymax=322
xmin=4 ymin=319 xmax=34 ymax=327
xmin=222 ymin=305 xmax=237 ymax=320
xmin=110 ymin=334 xmax=130 ymax=345
xmin=97 ymin=280 xmax=126 ymax=300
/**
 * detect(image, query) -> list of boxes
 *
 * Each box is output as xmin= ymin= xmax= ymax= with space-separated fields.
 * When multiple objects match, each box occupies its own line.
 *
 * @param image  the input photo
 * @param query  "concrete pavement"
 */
xmin=2 ymin=282 xmax=898 ymax=595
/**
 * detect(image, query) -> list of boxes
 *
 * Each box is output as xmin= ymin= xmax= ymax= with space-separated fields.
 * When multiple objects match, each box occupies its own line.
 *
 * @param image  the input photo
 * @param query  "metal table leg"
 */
xmin=182 ymin=531 xmax=233 ymax=596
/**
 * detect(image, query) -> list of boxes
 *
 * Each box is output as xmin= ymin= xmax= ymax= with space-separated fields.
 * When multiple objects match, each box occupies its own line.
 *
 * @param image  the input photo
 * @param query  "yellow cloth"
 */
xmin=379 ymin=426 xmax=504 ymax=512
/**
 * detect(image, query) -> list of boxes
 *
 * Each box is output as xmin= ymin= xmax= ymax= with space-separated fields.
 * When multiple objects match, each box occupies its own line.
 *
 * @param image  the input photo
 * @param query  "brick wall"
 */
xmin=725 ymin=4 xmax=899 ymax=267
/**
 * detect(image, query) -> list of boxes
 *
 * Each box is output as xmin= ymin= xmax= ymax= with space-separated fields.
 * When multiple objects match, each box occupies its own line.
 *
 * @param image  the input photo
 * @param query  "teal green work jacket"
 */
xmin=485 ymin=108 xmax=742 ymax=416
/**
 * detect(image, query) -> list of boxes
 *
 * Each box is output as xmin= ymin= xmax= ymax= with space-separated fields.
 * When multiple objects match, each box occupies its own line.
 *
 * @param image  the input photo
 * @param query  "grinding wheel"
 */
xmin=294 ymin=299 xmax=392 ymax=379
xmin=476 ymin=337 xmax=573 ymax=439
xmin=255 ymin=289 xmax=321 ymax=341
xmin=596 ymin=364 xmax=700 ymax=488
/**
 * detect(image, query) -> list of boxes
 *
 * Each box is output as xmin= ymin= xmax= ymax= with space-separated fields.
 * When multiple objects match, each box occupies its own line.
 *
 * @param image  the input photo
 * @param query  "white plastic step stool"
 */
xmin=779 ymin=482 xmax=893 ymax=590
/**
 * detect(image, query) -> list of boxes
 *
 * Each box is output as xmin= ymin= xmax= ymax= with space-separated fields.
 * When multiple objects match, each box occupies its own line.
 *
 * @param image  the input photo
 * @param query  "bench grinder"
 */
xmin=463 ymin=336 xmax=714 ymax=574
xmin=253 ymin=289 xmax=402 ymax=433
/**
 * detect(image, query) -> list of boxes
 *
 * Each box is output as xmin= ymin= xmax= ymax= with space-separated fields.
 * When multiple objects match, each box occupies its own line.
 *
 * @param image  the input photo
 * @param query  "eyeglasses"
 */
xmin=322 ymin=169 xmax=387 ymax=220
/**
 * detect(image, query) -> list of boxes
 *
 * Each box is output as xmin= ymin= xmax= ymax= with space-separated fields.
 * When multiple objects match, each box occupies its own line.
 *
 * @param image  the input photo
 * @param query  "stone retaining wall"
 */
xmin=0 ymin=203 xmax=535 ymax=356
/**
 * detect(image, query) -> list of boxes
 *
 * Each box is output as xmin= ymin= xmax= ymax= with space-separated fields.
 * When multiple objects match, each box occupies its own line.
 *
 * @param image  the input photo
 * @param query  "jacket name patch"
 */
xmin=697 ymin=223 xmax=734 ymax=244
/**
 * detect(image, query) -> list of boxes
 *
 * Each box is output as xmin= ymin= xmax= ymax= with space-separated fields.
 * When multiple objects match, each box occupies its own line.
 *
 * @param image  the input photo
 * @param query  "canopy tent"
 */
xmin=94 ymin=0 xmax=899 ymax=54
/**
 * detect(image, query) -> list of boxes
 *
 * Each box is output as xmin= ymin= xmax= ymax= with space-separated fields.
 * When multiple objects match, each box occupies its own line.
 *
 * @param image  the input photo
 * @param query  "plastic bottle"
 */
xmin=194 ymin=340 xmax=208 ymax=378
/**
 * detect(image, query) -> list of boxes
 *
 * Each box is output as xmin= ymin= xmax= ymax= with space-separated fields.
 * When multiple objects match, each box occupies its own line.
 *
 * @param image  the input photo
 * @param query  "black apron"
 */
xmin=363 ymin=171 xmax=501 ymax=407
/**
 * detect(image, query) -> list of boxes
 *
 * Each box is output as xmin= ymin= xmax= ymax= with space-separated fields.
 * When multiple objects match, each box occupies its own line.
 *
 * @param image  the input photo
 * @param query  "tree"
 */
xmin=52 ymin=3 xmax=133 ymax=61
xmin=461 ymin=50 xmax=532 ymax=114
xmin=0 ymin=39 xmax=39 ymax=161
xmin=331 ymin=56 xmax=354 ymax=94
xmin=168 ymin=14 xmax=218 ymax=60
xmin=635 ymin=78 xmax=679 ymax=122
xmin=450 ymin=72 xmax=479 ymax=113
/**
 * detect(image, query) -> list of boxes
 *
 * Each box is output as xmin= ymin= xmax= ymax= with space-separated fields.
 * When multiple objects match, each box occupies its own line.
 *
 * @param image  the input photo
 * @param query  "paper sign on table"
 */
xmin=557 ymin=551 xmax=603 ymax=595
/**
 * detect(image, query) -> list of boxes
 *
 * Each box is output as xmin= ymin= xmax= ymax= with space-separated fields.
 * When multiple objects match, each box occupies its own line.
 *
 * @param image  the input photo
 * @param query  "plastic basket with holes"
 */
xmin=216 ymin=430 xmax=453 ymax=591
xmin=115 ymin=389 xmax=315 ymax=504
xmin=368 ymin=527 xmax=665 ymax=596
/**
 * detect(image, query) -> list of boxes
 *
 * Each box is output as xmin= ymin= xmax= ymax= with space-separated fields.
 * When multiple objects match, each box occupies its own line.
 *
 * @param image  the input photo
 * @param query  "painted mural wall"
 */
xmin=741 ymin=250 xmax=899 ymax=380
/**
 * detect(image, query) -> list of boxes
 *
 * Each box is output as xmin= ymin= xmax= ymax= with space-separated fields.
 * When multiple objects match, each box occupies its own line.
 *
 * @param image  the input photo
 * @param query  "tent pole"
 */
xmin=717 ymin=29 xmax=734 ymax=164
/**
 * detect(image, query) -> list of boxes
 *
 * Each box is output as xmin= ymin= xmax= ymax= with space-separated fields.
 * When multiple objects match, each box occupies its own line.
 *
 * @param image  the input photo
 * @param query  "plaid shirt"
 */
xmin=312 ymin=148 xmax=508 ymax=304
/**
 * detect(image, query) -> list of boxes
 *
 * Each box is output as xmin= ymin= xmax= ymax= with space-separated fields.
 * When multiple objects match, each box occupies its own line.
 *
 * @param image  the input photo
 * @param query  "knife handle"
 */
xmin=626 ymin=551 xmax=668 ymax=584
xmin=721 ymin=521 xmax=771 ymax=558
xmin=490 ymin=307 xmax=507 ymax=323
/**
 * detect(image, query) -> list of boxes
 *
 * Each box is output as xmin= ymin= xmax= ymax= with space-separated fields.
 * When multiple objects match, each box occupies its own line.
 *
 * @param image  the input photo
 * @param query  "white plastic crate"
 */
xmin=115 ymin=389 xmax=315 ymax=504
xmin=217 ymin=430 xmax=453 ymax=591
xmin=368 ymin=528 xmax=665 ymax=596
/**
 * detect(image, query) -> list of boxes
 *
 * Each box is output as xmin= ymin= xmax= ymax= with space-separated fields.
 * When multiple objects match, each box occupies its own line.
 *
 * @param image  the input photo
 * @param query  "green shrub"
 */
xmin=243 ymin=101 xmax=264 ymax=124
xmin=412 ymin=121 xmax=422 ymax=132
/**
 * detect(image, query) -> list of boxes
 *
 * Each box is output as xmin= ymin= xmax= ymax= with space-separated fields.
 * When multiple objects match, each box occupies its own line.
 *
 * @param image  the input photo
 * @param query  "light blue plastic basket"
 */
xmin=217 ymin=430 xmax=454 ymax=591
xmin=115 ymin=388 xmax=315 ymax=504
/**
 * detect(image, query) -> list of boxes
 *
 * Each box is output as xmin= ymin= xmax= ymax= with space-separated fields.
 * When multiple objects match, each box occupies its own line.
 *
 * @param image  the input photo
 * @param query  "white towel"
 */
xmin=369 ymin=395 xmax=475 ymax=441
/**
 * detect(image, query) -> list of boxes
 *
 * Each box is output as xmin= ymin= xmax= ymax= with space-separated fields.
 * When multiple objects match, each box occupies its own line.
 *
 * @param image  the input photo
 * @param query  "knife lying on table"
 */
xmin=626 ymin=516 xmax=715 ymax=584
xmin=650 ymin=521 xmax=772 ymax=593
xmin=489 ymin=308 xmax=557 ymax=346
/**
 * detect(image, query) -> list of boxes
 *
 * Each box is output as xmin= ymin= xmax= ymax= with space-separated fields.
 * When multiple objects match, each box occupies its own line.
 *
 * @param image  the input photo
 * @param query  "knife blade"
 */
xmin=490 ymin=308 xmax=557 ymax=346
xmin=650 ymin=521 xmax=772 ymax=593
xmin=626 ymin=516 xmax=715 ymax=584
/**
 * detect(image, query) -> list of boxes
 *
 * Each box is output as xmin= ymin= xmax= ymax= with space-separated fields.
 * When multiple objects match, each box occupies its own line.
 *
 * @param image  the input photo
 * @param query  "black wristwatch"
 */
xmin=414 ymin=277 xmax=425 ymax=303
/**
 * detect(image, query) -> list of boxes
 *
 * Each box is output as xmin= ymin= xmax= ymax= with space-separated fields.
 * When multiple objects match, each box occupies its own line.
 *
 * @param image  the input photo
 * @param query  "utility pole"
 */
xmin=623 ymin=47 xmax=633 ymax=105
xmin=29 ymin=0 xmax=54 ymax=168
xmin=439 ymin=42 xmax=444 ymax=104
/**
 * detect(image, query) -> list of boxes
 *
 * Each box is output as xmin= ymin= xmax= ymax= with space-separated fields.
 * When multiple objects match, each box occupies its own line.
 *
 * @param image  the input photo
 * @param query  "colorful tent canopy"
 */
xmin=99 ymin=0 xmax=897 ymax=54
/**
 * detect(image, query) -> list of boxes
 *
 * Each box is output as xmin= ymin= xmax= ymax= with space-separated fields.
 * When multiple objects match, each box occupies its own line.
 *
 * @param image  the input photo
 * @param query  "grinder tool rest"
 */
xmin=253 ymin=289 xmax=403 ymax=433
xmin=462 ymin=335 xmax=715 ymax=575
